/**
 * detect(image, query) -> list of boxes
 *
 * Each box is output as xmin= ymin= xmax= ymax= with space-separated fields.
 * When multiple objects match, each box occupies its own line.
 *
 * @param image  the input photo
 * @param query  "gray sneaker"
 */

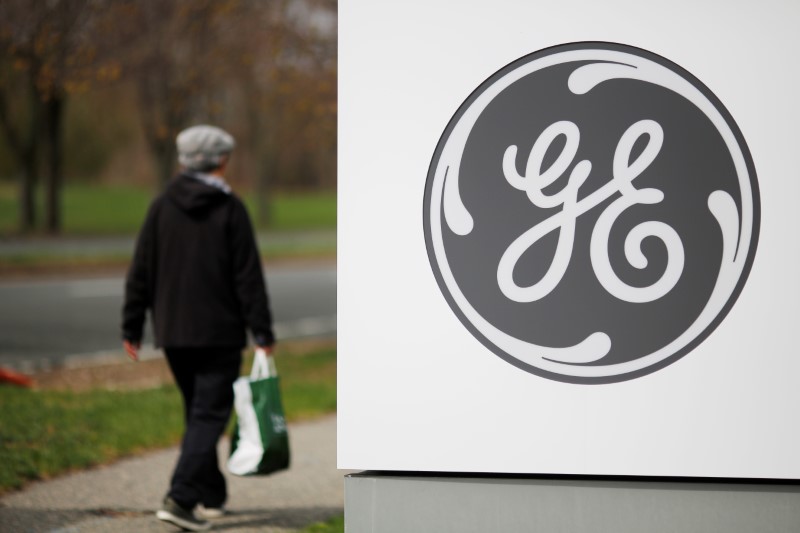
xmin=155 ymin=497 xmax=211 ymax=531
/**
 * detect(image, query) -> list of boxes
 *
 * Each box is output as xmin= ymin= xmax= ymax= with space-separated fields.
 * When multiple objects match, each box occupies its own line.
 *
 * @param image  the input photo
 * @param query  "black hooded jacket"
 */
xmin=122 ymin=172 xmax=275 ymax=349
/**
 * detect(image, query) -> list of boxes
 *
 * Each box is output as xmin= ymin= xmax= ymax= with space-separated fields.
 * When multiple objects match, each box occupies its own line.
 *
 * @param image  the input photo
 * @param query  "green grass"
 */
xmin=250 ymin=191 xmax=337 ymax=231
xmin=301 ymin=514 xmax=345 ymax=533
xmin=275 ymin=346 xmax=337 ymax=419
xmin=0 ymin=184 xmax=17 ymax=231
xmin=63 ymin=184 xmax=153 ymax=235
xmin=0 ymin=346 xmax=336 ymax=493
xmin=246 ymin=345 xmax=337 ymax=421
xmin=0 ymin=183 xmax=152 ymax=236
xmin=0 ymin=183 xmax=335 ymax=270
xmin=0 ymin=386 xmax=183 ymax=492
xmin=0 ymin=183 xmax=336 ymax=236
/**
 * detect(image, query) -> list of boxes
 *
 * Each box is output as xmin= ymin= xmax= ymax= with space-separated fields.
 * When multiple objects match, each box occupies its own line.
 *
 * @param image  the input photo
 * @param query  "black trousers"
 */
xmin=165 ymin=347 xmax=242 ymax=509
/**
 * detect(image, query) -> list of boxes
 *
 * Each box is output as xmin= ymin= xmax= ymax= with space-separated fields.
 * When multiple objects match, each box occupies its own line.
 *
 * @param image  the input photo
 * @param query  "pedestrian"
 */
xmin=121 ymin=125 xmax=276 ymax=531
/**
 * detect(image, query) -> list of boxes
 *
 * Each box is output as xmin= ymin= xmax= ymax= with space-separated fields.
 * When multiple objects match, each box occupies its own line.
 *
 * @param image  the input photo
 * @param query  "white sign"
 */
xmin=338 ymin=0 xmax=800 ymax=478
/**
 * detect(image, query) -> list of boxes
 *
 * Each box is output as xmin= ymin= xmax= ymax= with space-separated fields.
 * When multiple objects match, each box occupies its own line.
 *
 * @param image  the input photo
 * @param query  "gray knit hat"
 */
xmin=176 ymin=125 xmax=236 ymax=171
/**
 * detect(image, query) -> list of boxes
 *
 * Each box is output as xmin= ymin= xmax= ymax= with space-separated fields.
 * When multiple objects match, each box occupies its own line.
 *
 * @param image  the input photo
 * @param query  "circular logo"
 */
xmin=423 ymin=42 xmax=760 ymax=384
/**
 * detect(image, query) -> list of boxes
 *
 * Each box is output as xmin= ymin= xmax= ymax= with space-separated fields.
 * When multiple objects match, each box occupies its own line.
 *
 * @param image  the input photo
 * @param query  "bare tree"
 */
xmin=242 ymin=0 xmax=337 ymax=224
xmin=0 ymin=0 xmax=123 ymax=233
xmin=0 ymin=56 xmax=42 ymax=232
xmin=0 ymin=0 xmax=338 ymax=234
xmin=128 ymin=0 xmax=337 ymax=222
xmin=127 ymin=1 xmax=265 ymax=185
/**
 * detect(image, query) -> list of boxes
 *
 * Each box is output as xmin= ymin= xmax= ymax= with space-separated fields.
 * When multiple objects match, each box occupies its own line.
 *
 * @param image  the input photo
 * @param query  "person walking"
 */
xmin=121 ymin=125 xmax=275 ymax=531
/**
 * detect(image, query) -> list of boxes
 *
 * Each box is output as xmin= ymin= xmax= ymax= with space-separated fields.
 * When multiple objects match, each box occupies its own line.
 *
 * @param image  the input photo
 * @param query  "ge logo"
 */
xmin=423 ymin=42 xmax=760 ymax=384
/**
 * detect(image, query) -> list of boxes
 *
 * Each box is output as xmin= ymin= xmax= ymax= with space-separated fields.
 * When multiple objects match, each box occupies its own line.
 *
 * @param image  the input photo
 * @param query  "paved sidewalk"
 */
xmin=0 ymin=415 xmax=348 ymax=533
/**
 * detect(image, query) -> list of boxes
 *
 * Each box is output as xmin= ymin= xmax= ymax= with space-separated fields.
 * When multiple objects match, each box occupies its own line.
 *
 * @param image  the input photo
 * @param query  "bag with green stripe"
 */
xmin=228 ymin=348 xmax=290 ymax=476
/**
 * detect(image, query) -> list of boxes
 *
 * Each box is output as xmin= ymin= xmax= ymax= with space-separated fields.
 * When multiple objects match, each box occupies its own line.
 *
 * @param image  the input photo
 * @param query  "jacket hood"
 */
xmin=166 ymin=172 xmax=231 ymax=215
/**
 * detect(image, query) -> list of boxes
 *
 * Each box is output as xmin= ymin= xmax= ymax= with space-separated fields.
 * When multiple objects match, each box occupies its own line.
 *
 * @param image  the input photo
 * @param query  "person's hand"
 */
xmin=123 ymin=340 xmax=141 ymax=362
xmin=258 ymin=344 xmax=275 ymax=355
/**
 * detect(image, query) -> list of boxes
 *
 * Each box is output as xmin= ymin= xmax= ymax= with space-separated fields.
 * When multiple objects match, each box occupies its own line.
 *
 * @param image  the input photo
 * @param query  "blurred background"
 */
xmin=0 ymin=0 xmax=339 ymax=372
xmin=0 ymin=4 xmax=342 ymax=520
xmin=0 ymin=0 xmax=337 ymax=238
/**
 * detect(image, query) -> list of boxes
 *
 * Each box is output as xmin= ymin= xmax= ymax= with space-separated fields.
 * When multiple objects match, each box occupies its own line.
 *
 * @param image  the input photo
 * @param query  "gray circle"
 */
xmin=423 ymin=42 xmax=760 ymax=384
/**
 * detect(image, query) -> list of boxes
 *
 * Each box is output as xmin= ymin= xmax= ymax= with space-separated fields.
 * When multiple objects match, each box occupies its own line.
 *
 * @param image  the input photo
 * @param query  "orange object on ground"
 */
xmin=0 ymin=367 xmax=33 ymax=388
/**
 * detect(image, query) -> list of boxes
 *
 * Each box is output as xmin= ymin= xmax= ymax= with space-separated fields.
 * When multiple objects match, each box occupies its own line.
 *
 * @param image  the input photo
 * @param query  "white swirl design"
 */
xmin=430 ymin=48 xmax=754 ymax=378
xmin=588 ymin=119 xmax=685 ymax=304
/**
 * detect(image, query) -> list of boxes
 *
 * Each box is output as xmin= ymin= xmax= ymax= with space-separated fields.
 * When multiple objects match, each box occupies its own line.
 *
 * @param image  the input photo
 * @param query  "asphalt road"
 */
xmin=0 ymin=263 xmax=336 ymax=372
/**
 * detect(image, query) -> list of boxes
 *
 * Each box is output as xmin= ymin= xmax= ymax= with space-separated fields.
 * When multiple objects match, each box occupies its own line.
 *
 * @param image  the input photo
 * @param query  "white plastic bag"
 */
xmin=227 ymin=349 xmax=290 ymax=476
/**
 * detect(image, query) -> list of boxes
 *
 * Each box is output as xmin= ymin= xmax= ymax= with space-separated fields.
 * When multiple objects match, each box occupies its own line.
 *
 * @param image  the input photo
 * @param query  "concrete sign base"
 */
xmin=345 ymin=472 xmax=800 ymax=533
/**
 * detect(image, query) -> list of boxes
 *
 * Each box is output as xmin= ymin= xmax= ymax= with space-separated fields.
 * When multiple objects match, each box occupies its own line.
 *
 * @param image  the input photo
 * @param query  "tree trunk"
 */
xmin=0 ymin=84 xmax=41 ymax=233
xmin=256 ymin=126 xmax=276 ymax=229
xmin=44 ymin=95 xmax=65 ymax=234
xmin=18 ymin=155 xmax=37 ymax=232
xmin=136 ymin=72 xmax=180 ymax=188
xmin=257 ymin=162 xmax=272 ymax=229
xmin=157 ymin=139 xmax=177 ymax=186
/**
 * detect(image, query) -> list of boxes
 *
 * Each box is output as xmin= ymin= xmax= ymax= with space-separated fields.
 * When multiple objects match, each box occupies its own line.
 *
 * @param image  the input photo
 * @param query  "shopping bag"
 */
xmin=228 ymin=348 xmax=290 ymax=476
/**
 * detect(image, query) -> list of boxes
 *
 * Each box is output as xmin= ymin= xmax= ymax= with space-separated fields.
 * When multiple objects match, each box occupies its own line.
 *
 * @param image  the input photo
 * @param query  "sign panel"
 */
xmin=339 ymin=0 xmax=800 ymax=478
xmin=424 ymin=42 xmax=759 ymax=384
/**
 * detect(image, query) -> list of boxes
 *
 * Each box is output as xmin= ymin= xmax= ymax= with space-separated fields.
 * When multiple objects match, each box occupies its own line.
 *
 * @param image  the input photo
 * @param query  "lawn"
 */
xmin=0 ymin=184 xmax=16 ymax=231
xmin=0 ymin=344 xmax=337 ymax=494
xmin=245 ymin=192 xmax=337 ymax=232
xmin=0 ymin=183 xmax=336 ymax=272
xmin=302 ymin=514 xmax=345 ymax=533
xmin=0 ymin=385 xmax=184 ymax=492
xmin=0 ymin=183 xmax=336 ymax=236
